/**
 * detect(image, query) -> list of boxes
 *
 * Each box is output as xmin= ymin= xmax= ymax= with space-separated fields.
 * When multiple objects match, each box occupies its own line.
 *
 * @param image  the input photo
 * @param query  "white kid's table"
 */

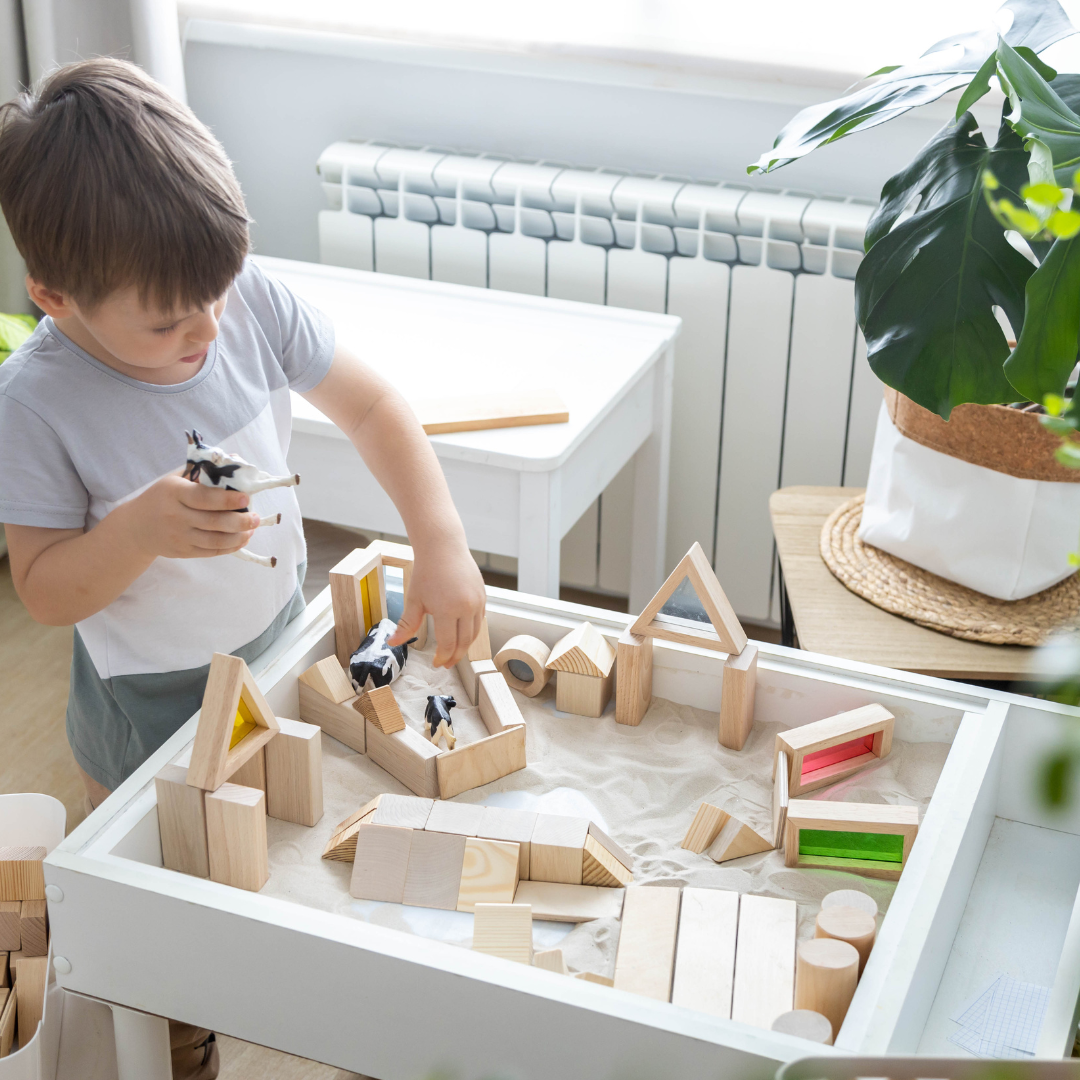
xmin=260 ymin=256 xmax=679 ymax=612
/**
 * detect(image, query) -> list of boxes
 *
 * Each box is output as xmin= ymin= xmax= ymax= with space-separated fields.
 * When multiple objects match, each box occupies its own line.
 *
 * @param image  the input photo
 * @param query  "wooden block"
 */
xmin=298 ymin=656 xmax=354 ymax=704
xmin=229 ymin=746 xmax=266 ymax=795
xmin=681 ymin=802 xmax=726 ymax=854
xmin=719 ymin=644 xmax=758 ymax=751
xmin=329 ymin=548 xmax=384 ymax=666
xmin=0 ymin=951 xmax=7 ymax=988
xmin=794 ymin=938 xmax=859 ymax=1040
xmin=731 ymin=894 xmax=797 ymax=1029
xmin=477 ymin=671 xmax=526 ymax=734
xmin=350 ymin=823 xmax=413 ymax=902
xmin=588 ymin=822 xmax=633 ymax=872
xmin=18 ymin=902 xmax=47 ymax=958
xmin=784 ymin=799 xmax=919 ymax=880
xmin=494 ymin=635 xmax=551 ymax=696
xmin=533 ymin=948 xmax=568 ymax=974
xmin=456 ymin=657 xmax=497 ymax=706
xmin=530 ymin=815 xmax=589 ymax=885
xmin=554 ymin=670 xmax=613 ymax=718
xmin=205 ymin=782 xmax=269 ymax=892
xmin=0 ymin=848 xmax=45 ymax=902
xmin=409 ymin=389 xmax=569 ymax=434
xmin=425 ymin=800 xmax=485 ymax=837
xmin=0 ymin=904 xmax=19 ymax=952
xmin=298 ymin=682 xmax=365 ymax=754
xmin=477 ymin=806 xmax=536 ymax=880
xmin=672 ymin=888 xmax=739 ymax=1019
xmin=771 ymin=1009 xmax=834 ymax=1045
xmin=456 ymin=838 xmax=520 ymax=911
xmin=822 ymin=889 xmax=878 ymax=918
xmin=815 ymin=905 xmax=876 ymax=974
xmin=14 ymin=955 xmax=46 ymax=1049
xmin=357 ymin=685 xmax=405 ymax=734
xmin=707 ymin=814 xmax=773 ymax=864
xmin=472 ymin=903 xmax=533 ymax=964
xmin=776 ymin=704 xmax=895 ymax=797
xmin=363 ymin=540 xmax=426 ymax=648
xmin=402 ymin=829 xmax=466 ymax=910
xmin=265 ymin=717 xmax=323 ymax=826
xmin=575 ymin=971 xmax=614 ymax=987
xmin=773 ymin=750 xmax=789 ymax=848
xmin=371 ymin=794 xmax=434 ymax=830
xmin=546 ymin=622 xmax=616 ymax=677
xmin=366 ymin=719 xmax=441 ymax=798
xmin=321 ymin=796 xmax=382 ymax=861
xmin=582 ymin=834 xmax=632 ymax=887
xmin=613 ymin=886 xmax=681 ymax=1001
xmin=615 ymin=628 xmax=652 ymax=726
xmin=436 ymin=724 xmax=526 ymax=799
xmin=467 ymin=617 xmax=492 ymax=661
xmin=513 ymin=881 xmax=624 ymax=922
xmin=0 ymin=983 xmax=14 ymax=1057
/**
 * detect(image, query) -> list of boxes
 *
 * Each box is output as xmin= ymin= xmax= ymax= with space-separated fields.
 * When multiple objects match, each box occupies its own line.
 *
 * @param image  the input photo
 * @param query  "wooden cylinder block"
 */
xmin=794 ymin=938 xmax=858 ymax=1040
xmin=770 ymin=1009 xmax=834 ymax=1045
xmin=815 ymin=905 xmax=876 ymax=974
xmin=495 ymin=636 xmax=552 ymax=696
xmin=821 ymin=888 xmax=877 ymax=918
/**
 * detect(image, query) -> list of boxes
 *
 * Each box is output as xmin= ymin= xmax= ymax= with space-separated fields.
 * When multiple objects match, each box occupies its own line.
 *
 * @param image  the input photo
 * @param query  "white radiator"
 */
xmin=314 ymin=140 xmax=881 ymax=624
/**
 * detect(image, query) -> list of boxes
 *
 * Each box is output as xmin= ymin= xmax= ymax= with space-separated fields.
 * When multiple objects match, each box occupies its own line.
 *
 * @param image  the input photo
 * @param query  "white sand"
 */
xmin=264 ymin=643 xmax=950 ymax=978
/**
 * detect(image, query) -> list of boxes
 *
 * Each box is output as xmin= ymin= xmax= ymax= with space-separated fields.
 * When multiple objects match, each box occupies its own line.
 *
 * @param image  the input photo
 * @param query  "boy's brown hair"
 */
xmin=0 ymin=58 xmax=249 ymax=312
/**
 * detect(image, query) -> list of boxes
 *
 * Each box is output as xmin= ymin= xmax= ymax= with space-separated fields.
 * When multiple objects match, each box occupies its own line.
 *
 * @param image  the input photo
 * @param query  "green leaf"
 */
xmin=956 ymin=51 xmax=998 ymax=119
xmin=1057 ymin=441 xmax=1080 ymax=465
xmin=1041 ymin=414 xmax=1076 ymax=434
xmin=1013 ymin=44 xmax=1059 ymax=80
xmin=0 ymin=313 xmax=35 ymax=358
xmin=1048 ymin=208 xmax=1080 ymax=236
xmin=1022 ymin=181 xmax=1067 ymax=205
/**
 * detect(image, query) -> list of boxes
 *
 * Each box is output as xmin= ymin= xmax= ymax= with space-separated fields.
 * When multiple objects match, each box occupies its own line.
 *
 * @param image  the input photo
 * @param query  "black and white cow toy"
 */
xmin=183 ymin=429 xmax=300 ymax=567
xmin=424 ymin=695 xmax=457 ymax=750
xmin=349 ymin=619 xmax=417 ymax=691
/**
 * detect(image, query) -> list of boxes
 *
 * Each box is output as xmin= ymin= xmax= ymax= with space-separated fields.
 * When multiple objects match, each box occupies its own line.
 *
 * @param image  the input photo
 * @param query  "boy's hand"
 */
xmin=388 ymin=541 xmax=486 ymax=669
xmin=122 ymin=473 xmax=261 ymax=560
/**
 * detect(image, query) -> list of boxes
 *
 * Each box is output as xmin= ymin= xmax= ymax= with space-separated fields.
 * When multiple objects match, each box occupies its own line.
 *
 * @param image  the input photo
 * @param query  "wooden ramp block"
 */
xmin=350 ymin=824 xmax=413 ymax=903
xmin=436 ymin=724 xmax=526 ymax=799
xmin=402 ymin=830 xmax=466 ymax=910
xmin=477 ymin=672 xmax=526 ymax=734
xmin=582 ymin=834 xmax=632 ymax=887
xmin=265 ymin=717 xmax=324 ymax=827
xmin=14 ymin=955 xmax=46 ymax=1049
xmin=707 ymin=814 xmax=773 ymax=864
xmin=358 ymin=685 xmax=405 ymax=734
xmin=533 ymin=948 xmax=568 ymax=974
xmin=456 ymin=838 xmax=520 ymax=911
xmin=731 ymin=894 xmax=797 ymax=1029
xmin=589 ymin=822 xmax=632 ymax=872
xmin=472 ymin=903 xmax=533 ymax=964
xmin=530 ymin=815 xmax=589 ymax=885
xmin=298 ymin=682 xmax=365 ymax=754
xmin=298 ymin=656 xmax=354 ymax=704
xmin=795 ymin=938 xmax=859 ymax=1041
xmin=671 ymin=888 xmax=739 ymax=1019
xmin=321 ymin=796 xmax=382 ymax=862
xmin=0 ymin=905 xmax=19 ymax=952
xmin=0 ymin=848 xmax=45 ymax=902
xmin=0 ymin=983 xmax=13 ymax=1057
xmin=477 ymin=806 xmax=536 ymax=880
xmin=366 ymin=719 xmax=441 ymax=799
xmin=719 ymin=643 xmax=758 ymax=751
xmin=205 ymin=783 xmax=269 ymax=892
xmin=615 ymin=628 xmax=652 ymax=727
xmin=681 ymin=802 xmax=726 ymax=854
xmin=613 ymin=886 xmax=681 ymax=1001
xmin=426 ymin=800 xmax=485 ymax=837
xmin=513 ymin=881 xmax=624 ymax=923
xmin=457 ymin=658 xmax=497 ymax=707
xmin=18 ymin=902 xmax=47 ymax=958
xmin=371 ymin=794 xmax=433 ymax=830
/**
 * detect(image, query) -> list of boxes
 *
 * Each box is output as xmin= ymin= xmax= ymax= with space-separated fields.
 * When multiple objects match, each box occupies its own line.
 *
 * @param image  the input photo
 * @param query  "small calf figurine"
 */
xmin=183 ymin=429 xmax=300 ymax=567
xmin=349 ymin=619 xmax=417 ymax=691
xmin=424 ymin=695 xmax=457 ymax=750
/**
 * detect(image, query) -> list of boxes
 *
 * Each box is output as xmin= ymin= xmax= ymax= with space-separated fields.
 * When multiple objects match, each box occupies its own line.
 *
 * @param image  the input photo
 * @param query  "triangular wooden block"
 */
xmin=681 ymin=802 xmax=727 ymax=854
xmin=630 ymin=542 xmax=747 ymax=655
xmin=546 ymin=622 xmax=616 ymax=677
xmin=321 ymin=796 xmax=383 ymax=862
xmin=298 ymin=657 xmax=354 ymax=705
xmin=357 ymin=685 xmax=405 ymax=734
xmin=187 ymin=654 xmax=280 ymax=792
xmin=706 ymin=813 xmax=774 ymax=864
xmin=582 ymin=833 xmax=632 ymax=887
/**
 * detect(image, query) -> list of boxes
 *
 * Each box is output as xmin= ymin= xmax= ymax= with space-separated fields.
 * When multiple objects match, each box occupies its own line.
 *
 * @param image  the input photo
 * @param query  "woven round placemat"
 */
xmin=819 ymin=494 xmax=1080 ymax=646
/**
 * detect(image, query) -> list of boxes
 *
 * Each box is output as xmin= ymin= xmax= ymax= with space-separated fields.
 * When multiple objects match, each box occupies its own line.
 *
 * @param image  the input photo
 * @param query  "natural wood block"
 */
xmin=815 ymin=905 xmax=876 ymax=974
xmin=533 ymin=948 xmax=568 ymax=974
xmin=0 ymin=982 xmax=14 ymax=1057
xmin=771 ymin=1009 xmax=834 ymax=1045
xmin=574 ymin=971 xmax=615 ymax=987
xmin=456 ymin=838 xmax=520 ymax=911
xmin=357 ymin=685 xmax=405 ymax=734
xmin=821 ymin=889 xmax=878 ymax=919
xmin=672 ymin=888 xmax=739 ymax=1019
xmin=265 ymin=717 xmax=324 ymax=826
xmin=371 ymin=794 xmax=433 ymax=830
xmin=588 ymin=822 xmax=633 ymax=871
xmin=513 ymin=881 xmax=624 ymax=922
xmin=554 ymin=670 xmax=613 ymax=717
xmin=456 ymin=657 xmax=497 ymax=706
xmin=472 ymin=903 xmax=533 ymax=964
xmin=19 ymin=902 xmax=47 ymax=958
xmin=613 ymin=886 xmax=681 ymax=1001
xmin=547 ymin=622 xmax=616 ymax=677
xmin=530 ymin=815 xmax=589 ymax=885
xmin=298 ymin=656 xmax=355 ymax=704
xmin=15 ymin=955 xmax=46 ymax=1049
xmin=0 ymin=904 xmax=19 ymax=952
xmin=229 ymin=746 xmax=266 ymax=795
xmin=477 ymin=671 xmax=525 ymax=734
xmin=0 ymin=848 xmax=45 ymax=902
xmin=350 ymin=824 xmax=413 ymax=902
xmin=0 ymin=951 xmax=7 ymax=988
xmin=582 ymin=834 xmax=632 ymax=887
xmin=425 ymin=800 xmax=485 ymax=837
xmin=436 ymin=724 xmax=526 ymax=799
xmin=773 ymin=750 xmax=789 ymax=848
xmin=794 ymin=938 xmax=859 ymax=1040
xmin=707 ymin=814 xmax=773 ymax=864
xmin=467 ymin=616 xmax=492 ymax=661
xmin=477 ymin=806 xmax=536 ymax=880
xmin=365 ymin=719 xmax=441 ymax=798
xmin=719 ymin=644 xmax=758 ymax=751
xmin=364 ymin=539 xmax=426 ymax=648
xmin=615 ymin=628 xmax=652 ymax=726
xmin=329 ymin=548 xmax=384 ymax=666
xmin=205 ymin=782 xmax=269 ymax=892
xmin=321 ymin=796 xmax=382 ymax=862
xmin=298 ymin=682 xmax=365 ymax=754
xmin=731 ymin=894 xmax=797 ymax=1029
xmin=776 ymin=704 xmax=895 ymax=796
xmin=402 ymin=829 xmax=466 ymax=910
xmin=681 ymin=803 xmax=726 ymax=853
xmin=494 ymin=635 xmax=551 ymax=696
xmin=410 ymin=389 xmax=569 ymax=435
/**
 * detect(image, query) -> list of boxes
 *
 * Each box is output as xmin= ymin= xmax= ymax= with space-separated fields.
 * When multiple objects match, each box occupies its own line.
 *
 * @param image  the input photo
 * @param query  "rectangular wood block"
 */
xmin=425 ymin=800 xmax=486 ymax=837
xmin=298 ymin=682 xmax=365 ymax=754
xmin=0 ymin=848 xmax=45 ymax=902
xmin=513 ymin=881 xmax=624 ymax=923
xmin=613 ymin=886 xmax=681 ymax=1001
xmin=371 ymin=794 xmax=433 ymax=830
xmin=477 ymin=671 xmax=525 ymax=734
xmin=0 ymin=904 xmax=19 ymax=952
xmin=298 ymin=656 xmax=354 ymax=704
xmin=615 ymin=628 xmax=652 ymax=727
xmin=18 ymin=902 xmax=47 ymax=958
xmin=265 ymin=717 xmax=324 ymax=826
xmin=205 ymin=783 xmax=269 ymax=892
xmin=229 ymin=746 xmax=266 ymax=795
xmin=719 ymin=644 xmax=758 ymax=751
xmin=554 ymin=670 xmax=613 ymax=718
xmin=456 ymin=657 xmax=497 ymax=706
xmin=329 ymin=548 xmax=383 ymax=666
xmin=472 ymin=903 xmax=532 ymax=964
xmin=530 ymin=815 xmax=589 ymax=885
xmin=672 ymin=888 xmax=739 ymax=1019
xmin=402 ymin=829 xmax=466 ymax=910
xmin=350 ymin=824 xmax=413 ymax=903
xmin=477 ymin=806 xmax=536 ymax=881
xmin=365 ymin=720 xmax=440 ymax=798
xmin=436 ymin=725 xmax=526 ymax=799
xmin=15 ymin=955 xmax=46 ymax=1049
xmin=0 ymin=982 xmax=14 ymax=1057
xmin=457 ymin=838 xmax=520 ymax=912
xmin=0 ymin=951 xmax=7 ymax=988
xmin=731 ymin=894 xmax=797 ymax=1029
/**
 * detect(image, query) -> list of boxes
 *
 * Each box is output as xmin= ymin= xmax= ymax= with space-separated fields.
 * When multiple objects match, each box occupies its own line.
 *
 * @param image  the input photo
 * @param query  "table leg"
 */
xmin=778 ymin=561 xmax=796 ymax=649
xmin=517 ymin=471 xmax=561 ymax=599
xmin=111 ymin=1003 xmax=172 ymax=1080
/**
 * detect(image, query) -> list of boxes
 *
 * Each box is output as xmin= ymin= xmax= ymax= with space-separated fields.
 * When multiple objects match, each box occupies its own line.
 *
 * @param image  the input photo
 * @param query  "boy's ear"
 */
xmin=25 ymin=277 xmax=75 ymax=319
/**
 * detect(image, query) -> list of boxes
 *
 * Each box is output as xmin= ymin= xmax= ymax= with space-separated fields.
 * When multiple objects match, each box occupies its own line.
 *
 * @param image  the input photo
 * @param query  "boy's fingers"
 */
xmin=431 ymin=614 xmax=460 ymax=668
xmin=187 ymin=509 xmax=260 ymax=533
xmin=192 ymin=527 xmax=256 ymax=551
xmin=388 ymin=595 xmax=424 ymax=647
xmin=443 ymin=617 xmax=473 ymax=670
xmin=181 ymin=484 xmax=250 ymax=512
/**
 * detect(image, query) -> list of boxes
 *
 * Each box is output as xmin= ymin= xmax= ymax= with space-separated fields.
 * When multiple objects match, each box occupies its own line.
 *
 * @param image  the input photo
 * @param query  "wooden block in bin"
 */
xmin=357 ymin=685 xmax=405 ymax=734
xmin=298 ymin=682 xmax=365 ymax=754
xmin=719 ymin=643 xmax=758 ymax=751
xmin=0 ymin=847 xmax=45 ymax=901
xmin=350 ymin=824 xmax=413 ymax=903
xmin=681 ymin=802 xmax=726 ymax=854
xmin=613 ymin=886 xmax=681 ymax=1001
xmin=329 ymin=548 xmax=384 ymax=666
xmin=0 ymin=904 xmax=19 ymax=952
xmin=18 ymin=902 xmax=47 ymax=958
xmin=513 ymin=881 xmax=623 ymax=923
xmin=615 ymin=628 xmax=652 ymax=726
xmin=436 ymin=725 xmax=526 ymax=799
xmin=371 ymin=794 xmax=433 ymax=830
xmin=402 ymin=830 xmax=466 ymax=910
xmin=707 ymin=814 xmax=773 ymax=864
xmin=0 ymin=951 xmax=7 ymax=988
xmin=457 ymin=658 xmax=497 ymax=706
xmin=533 ymin=948 xmax=568 ymax=974
xmin=205 ymin=782 xmax=268 ymax=892
xmin=265 ymin=717 xmax=323 ymax=826
xmin=672 ymin=887 xmax=738 ymax=1019
xmin=365 ymin=720 xmax=440 ymax=799
xmin=582 ymin=834 xmax=632 ymax=887
xmin=321 ymin=796 xmax=382 ymax=862
xmin=794 ymin=938 xmax=859 ymax=1040
xmin=731 ymin=894 xmax=796 ymax=1029
xmin=229 ymin=746 xmax=266 ymax=794
xmin=298 ymin=656 xmax=354 ymax=704
xmin=425 ymin=800 xmax=485 ymax=837
xmin=478 ymin=671 xmax=525 ymax=734
xmin=472 ymin=903 xmax=532 ymax=964
xmin=0 ymin=981 xmax=15 ymax=1057
xmin=476 ymin=806 xmax=536 ymax=880
xmin=530 ymin=815 xmax=588 ymax=885
xmin=554 ymin=670 xmax=613 ymax=718
xmin=15 ymin=955 xmax=46 ymax=1049
xmin=456 ymin=838 xmax=519 ymax=911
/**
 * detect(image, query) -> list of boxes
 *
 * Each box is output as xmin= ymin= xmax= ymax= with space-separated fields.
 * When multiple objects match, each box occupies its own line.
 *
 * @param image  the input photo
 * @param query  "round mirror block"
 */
xmin=771 ymin=1009 xmax=833 ymax=1045
xmin=821 ymin=888 xmax=877 ymax=918
xmin=494 ymin=635 xmax=552 ymax=696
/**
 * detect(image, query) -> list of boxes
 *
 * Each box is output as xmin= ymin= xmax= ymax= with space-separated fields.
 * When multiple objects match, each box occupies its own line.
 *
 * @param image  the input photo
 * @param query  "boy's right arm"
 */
xmin=7 ymin=474 xmax=260 ymax=626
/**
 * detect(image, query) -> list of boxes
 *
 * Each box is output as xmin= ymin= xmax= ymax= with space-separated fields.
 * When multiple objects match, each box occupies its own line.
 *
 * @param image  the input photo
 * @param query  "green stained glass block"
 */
xmin=798 ymin=829 xmax=903 ymax=863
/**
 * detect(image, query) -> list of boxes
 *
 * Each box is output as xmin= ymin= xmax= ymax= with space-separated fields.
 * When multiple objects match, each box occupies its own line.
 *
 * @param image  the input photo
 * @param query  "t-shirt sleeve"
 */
xmin=0 ymin=395 xmax=88 ymax=529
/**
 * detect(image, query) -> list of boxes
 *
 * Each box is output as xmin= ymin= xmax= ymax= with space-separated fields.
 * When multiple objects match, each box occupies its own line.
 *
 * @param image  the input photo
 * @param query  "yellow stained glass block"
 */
xmin=230 ymin=694 xmax=257 ymax=749
xmin=360 ymin=572 xmax=372 ymax=633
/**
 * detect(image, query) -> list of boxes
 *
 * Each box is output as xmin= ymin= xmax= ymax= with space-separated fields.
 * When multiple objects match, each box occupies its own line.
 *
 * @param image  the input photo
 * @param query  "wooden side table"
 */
xmin=770 ymin=486 xmax=1034 ymax=681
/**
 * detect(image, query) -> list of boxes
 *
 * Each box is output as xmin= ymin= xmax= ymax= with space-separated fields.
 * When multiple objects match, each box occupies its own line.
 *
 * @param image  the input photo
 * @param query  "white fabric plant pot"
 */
xmin=858 ymin=402 xmax=1080 ymax=600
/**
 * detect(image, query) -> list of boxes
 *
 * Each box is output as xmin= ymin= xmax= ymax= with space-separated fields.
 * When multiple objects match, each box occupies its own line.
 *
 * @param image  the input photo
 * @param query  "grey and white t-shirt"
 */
xmin=0 ymin=258 xmax=335 ymax=787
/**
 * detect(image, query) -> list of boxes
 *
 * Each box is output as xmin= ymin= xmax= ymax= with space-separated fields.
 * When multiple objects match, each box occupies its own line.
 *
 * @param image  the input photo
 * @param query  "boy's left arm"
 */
xmin=301 ymin=344 xmax=487 ymax=668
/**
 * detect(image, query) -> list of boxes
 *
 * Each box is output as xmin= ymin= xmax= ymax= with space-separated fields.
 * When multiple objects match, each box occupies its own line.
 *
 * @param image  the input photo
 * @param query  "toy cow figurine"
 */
xmin=349 ymin=619 xmax=417 ymax=691
xmin=183 ymin=429 xmax=300 ymax=567
xmin=424 ymin=695 xmax=457 ymax=750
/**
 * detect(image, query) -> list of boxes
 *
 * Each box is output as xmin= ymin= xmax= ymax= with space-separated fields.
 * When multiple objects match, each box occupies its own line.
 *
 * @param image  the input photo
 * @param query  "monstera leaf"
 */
xmin=748 ymin=0 xmax=1074 ymax=174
